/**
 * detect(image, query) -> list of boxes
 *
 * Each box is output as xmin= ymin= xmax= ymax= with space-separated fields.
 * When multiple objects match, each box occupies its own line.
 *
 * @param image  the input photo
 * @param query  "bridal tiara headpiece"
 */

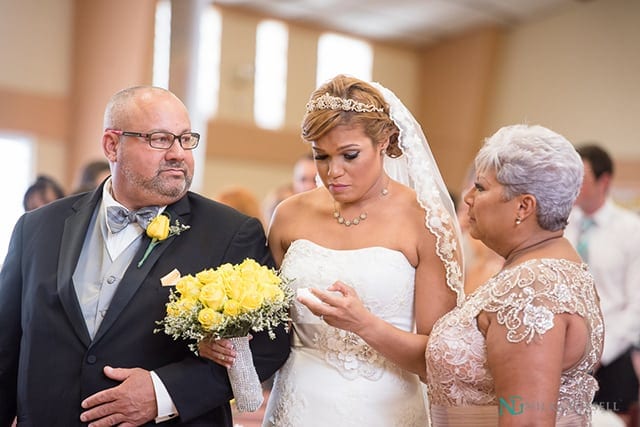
xmin=305 ymin=93 xmax=384 ymax=113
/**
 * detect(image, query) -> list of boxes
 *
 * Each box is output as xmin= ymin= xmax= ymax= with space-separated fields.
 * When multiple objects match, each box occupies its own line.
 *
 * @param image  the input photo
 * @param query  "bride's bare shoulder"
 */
xmin=272 ymin=187 xmax=329 ymax=220
xmin=389 ymin=183 xmax=424 ymax=218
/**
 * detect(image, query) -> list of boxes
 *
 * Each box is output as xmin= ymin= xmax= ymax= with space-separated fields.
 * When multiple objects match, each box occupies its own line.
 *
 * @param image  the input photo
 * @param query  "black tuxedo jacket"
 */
xmin=0 ymin=186 xmax=290 ymax=427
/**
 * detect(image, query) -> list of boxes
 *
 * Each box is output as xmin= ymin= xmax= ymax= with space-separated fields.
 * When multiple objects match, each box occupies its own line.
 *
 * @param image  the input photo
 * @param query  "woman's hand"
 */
xmin=198 ymin=338 xmax=237 ymax=369
xmin=298 ymin=281 xmax=374 ymax=335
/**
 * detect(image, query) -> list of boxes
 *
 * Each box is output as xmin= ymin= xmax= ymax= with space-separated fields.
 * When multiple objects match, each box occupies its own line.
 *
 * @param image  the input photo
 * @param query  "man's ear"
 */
xmin=103 ymin=132 xmax=119 ymax=162
xmin=598 ymin=172 xmax=613 ymax=194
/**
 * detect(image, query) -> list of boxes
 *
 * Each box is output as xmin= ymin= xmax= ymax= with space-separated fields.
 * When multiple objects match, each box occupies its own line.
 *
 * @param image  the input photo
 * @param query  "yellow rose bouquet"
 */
xmin=155 ymin=258 xmax=293 ymax=412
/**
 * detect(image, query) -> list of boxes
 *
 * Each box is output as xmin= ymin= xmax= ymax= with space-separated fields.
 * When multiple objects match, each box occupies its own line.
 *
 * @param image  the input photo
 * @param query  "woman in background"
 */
xmin=22 ymin=175 xmax=65 ymax=211
xmin=216 ymin=185 xmax=266 ymax=229
xmin=425 ymin=124 xmax=603 ymax=426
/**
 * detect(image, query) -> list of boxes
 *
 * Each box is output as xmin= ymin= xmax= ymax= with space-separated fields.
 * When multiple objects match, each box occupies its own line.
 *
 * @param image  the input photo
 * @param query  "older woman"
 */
xmin=424 ymin=124 xmax=604 ymax=426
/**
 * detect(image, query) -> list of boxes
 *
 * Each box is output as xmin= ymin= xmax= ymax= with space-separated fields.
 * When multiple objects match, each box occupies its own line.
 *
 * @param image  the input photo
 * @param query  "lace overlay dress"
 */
xmin=425 ymin=259 xmax=604 ymax=426
xmin=263 ymin=239 xmax=428 ymax=427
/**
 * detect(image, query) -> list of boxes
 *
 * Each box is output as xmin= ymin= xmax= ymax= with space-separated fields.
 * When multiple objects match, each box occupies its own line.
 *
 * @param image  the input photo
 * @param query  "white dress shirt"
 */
xmin=565 ymin=199 xmax=640 ymax=365
xmin=101 ymin=180 xmax=177 ymax=422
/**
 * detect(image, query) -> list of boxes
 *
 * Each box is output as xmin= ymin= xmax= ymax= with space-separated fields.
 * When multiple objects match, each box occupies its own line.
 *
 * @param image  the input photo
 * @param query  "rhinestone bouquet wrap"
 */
xmin=227 ymin=335 xmax=264 ymax=412
xmin=155 ymin=258 xmax=294 ymax=412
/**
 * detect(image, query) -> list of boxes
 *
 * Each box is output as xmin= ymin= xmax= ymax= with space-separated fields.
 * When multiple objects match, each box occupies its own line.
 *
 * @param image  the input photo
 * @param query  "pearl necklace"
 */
xmin=333 ymin=209 xmax=367 ymax=226
xmin=333 ymin=187 xmax=389 ymax=227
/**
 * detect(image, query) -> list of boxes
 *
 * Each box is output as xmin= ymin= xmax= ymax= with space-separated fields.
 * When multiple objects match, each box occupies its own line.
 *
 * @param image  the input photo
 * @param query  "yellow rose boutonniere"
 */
xmin=147 ymin=214 xmax=170 ymax=240
xmin=137 ymin=212 xmax=190 ymax=268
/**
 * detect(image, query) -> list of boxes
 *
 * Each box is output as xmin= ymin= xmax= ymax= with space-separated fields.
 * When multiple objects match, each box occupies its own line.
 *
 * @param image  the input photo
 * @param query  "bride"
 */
xmin=200 ymin=74 xmax=464 ymax=426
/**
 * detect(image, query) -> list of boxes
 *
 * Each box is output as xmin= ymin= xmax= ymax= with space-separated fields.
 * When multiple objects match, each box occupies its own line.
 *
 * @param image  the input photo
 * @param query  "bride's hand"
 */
xmin=198 ymin=338 xmax=237 ymax=368
xmin=299 ymin=281 xmax=373 ymax=335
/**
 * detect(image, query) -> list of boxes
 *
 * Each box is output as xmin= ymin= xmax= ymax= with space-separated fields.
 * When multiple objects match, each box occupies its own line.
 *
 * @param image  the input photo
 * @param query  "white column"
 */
xmin=169 ymin=0 xmax=210 ymax=192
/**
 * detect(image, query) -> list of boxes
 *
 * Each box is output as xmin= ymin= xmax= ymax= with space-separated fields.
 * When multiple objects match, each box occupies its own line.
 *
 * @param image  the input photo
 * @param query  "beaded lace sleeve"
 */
xmin=483 ymin=259 xmax=603 ymax=345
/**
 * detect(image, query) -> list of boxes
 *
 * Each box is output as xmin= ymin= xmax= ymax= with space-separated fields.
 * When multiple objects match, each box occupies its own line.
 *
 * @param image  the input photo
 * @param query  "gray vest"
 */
xmin=72 ymin=207 xmax=143 ymax=339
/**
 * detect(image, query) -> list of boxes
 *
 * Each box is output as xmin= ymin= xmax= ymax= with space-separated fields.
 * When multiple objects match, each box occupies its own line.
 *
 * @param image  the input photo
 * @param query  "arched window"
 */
xmin=316 ymin=33 xmax=372 ymax=87
xmin=0 ymin=135 xmax=33 ymax=264
xmin=152 ymin=0 xmax=171 ymax=89
xmin=254 ymin=19 xmax=288 ymax=129
xmin=197 ymin=5 xmax=222 ymax=118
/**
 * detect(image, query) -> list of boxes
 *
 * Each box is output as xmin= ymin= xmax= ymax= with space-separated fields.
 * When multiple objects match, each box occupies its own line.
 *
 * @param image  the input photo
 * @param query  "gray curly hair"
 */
xmin=474 ymin=124 xmax=583 ymax=231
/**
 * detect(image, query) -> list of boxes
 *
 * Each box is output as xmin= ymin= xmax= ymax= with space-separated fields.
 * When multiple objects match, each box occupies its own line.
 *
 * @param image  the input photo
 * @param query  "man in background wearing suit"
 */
xmin=0 ymin=86 xmax=290 ymax=426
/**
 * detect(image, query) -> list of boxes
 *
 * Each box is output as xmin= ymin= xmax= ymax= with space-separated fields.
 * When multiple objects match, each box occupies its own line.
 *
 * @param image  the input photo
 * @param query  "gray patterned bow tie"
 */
xmin=106 ymin=206 xmax=160 ymax=233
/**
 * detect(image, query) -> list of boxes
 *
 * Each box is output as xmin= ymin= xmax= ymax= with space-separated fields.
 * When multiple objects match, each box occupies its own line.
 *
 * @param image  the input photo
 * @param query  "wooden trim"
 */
xmin=206 ymin=118 xmax=310 ymax=164
xmin=0 ymin=88 xmax=68 ymax=141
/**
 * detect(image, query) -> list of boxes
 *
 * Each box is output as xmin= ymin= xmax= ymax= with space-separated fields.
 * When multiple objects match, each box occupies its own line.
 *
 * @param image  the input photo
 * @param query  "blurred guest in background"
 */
xmin=22 ymin=175 xmax=65 ymax=211
xmin=215 ymin=185 xmax=266 ymax=229
xmin=565 ymin=143 xmax=640 ymax=426
xmin=261 ymin=183 xmax=294 ymax=228
xmin=73 ymin=160 xmax=111 ymax=193
xmin=261 ymin=153 xmax=316 ymax=227
xmin=292 ymin=152 xmax=317 ymax=194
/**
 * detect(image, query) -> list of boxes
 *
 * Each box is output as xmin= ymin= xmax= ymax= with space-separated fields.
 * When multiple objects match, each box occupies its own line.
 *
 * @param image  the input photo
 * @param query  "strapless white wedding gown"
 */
xmin=262 ymin=239 xmax=429 ymax=427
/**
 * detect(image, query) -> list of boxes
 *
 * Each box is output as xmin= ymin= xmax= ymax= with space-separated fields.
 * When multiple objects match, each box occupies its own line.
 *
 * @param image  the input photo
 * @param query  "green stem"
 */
xmin=137 ymin=238 xmax=160 ymax=268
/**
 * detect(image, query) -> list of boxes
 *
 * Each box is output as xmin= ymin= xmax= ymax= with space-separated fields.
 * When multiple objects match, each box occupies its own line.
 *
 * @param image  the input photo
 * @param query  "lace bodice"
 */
xmin=282 ymin=239 xmax=416 ymax=379
xmin=426 ymin=258 xmax=603 ymax=421
xmin=263 ymin=239 xmax=428 ymax=426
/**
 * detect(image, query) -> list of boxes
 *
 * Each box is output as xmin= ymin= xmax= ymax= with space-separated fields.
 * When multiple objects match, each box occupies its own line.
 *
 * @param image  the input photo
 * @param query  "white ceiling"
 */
xmin=216 ymin=0 xmax=583 ymax=46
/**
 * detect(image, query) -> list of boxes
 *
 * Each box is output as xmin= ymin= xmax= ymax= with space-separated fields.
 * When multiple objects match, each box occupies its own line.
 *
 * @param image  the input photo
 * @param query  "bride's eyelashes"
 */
xmin=313 ymin=151 xmax=360 ymax=161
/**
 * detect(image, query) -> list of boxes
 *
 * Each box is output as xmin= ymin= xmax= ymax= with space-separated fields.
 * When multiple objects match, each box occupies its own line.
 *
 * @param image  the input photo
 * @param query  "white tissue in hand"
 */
xmin=296 ymin=287 xmax=322 ymax=304
xmin=297 ymin=288 xmax=343 ymax=304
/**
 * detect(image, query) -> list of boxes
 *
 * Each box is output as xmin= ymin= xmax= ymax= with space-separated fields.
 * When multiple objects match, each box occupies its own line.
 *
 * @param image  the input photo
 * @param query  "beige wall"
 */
xmin=1 ymin=0 xmax=638 ymax=204
xmin=0 ymin=0 xmax=72 ymax=95
xmin=68 ymin=0 xmax=156 ymax=187
xmin=373 ymin=44 xmax=421 ymax=113
xmin=284 ymin=24 xmax=319 ymax=129
xmin=217 ymin=8 xmax=259 ymax=124
xmin=0 ymin=0 xmax=72 ymax=190
xmin=202 ymin=158 xmax=292 ymax=202
xmin=485 ymin=0 xmax=640 ymax=206
xmin=487 ymin=0 xmax=640 ymax=157
xmin=0 ymin=0 xmax=156 ymax=191
xmin=418 ymin=27 xmax=502 ymax=192
xmin=204 ymin=8 xmax=427 ymax=200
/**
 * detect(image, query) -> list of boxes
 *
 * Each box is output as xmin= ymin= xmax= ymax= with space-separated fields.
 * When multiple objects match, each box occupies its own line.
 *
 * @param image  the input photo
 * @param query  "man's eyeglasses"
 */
xmin=106 ymin=129 xmax=200 ymax=150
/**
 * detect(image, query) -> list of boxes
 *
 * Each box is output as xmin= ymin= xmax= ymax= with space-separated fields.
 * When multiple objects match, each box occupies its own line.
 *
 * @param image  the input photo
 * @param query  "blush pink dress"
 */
xmin=425 ymin=259 xmax=604 ymax=426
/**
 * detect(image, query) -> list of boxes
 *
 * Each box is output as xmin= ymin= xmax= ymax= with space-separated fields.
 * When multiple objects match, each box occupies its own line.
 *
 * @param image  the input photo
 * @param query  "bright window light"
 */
xmin=197 ymin=5 xmax=222 ymax=118
xmin=0 ymin=135 xmax=33 ymax=265
xmin=316 ymin=33 xmax=372 ymax=87
xmin=254 ymin=20 xmax=288 ymax=130
xmin=152 ymin=0 xmax=171 ymax=89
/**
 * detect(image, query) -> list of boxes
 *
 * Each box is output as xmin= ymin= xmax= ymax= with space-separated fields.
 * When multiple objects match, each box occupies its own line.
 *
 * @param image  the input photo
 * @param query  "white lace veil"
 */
xmin=371 ymin=82 xmax=465 ymax=305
